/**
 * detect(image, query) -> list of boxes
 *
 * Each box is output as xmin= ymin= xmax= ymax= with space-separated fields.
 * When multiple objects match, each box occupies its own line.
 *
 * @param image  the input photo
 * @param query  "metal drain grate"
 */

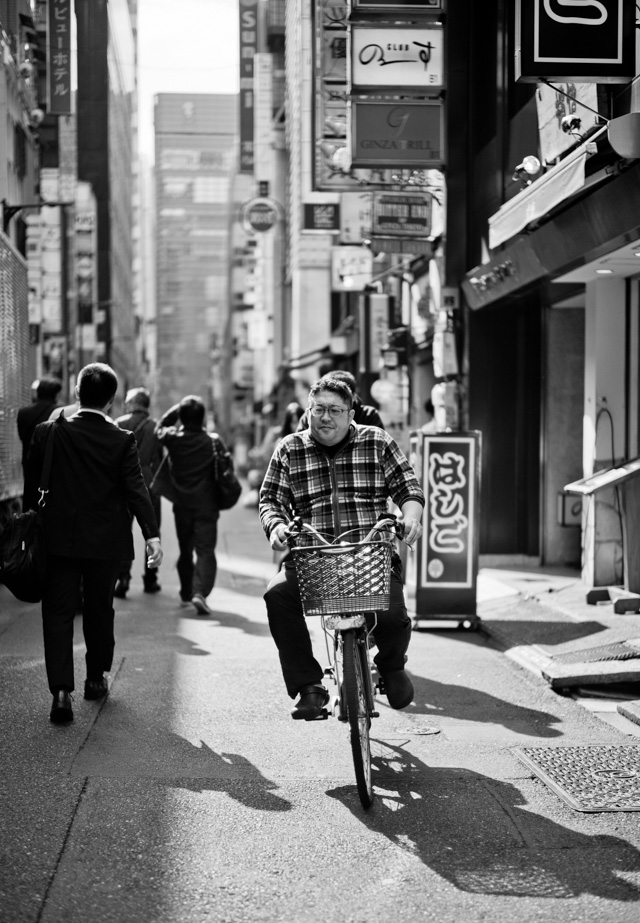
xmin=516 ymin=745 xmax=640 ymax=812
xmin=551 ymin=642 xmax=640 ymax=665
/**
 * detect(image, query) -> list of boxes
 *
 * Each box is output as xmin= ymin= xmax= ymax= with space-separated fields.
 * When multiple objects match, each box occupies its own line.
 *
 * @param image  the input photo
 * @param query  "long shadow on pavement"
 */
xmin=327 ymin=741 xmax=640 ymax=900
xmin=406 ymin=672 xmax=564 ymax=737
xmin=178 ymin=608 xmax=271 ymax=637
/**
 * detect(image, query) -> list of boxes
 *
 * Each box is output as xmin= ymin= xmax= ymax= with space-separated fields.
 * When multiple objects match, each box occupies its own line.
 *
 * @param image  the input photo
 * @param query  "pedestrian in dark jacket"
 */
xmin=24 ymin=363 xmax=162 ymax=724
xmin=114 ymin=387 xmax=163 ymax=597
xmin=17 ymin=376 xmax=62 ymax=471
xmin=155 ymin=395 xmax=227 ymax=616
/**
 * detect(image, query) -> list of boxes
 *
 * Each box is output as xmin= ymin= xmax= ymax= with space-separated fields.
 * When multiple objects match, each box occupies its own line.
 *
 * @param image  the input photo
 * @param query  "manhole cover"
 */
xmin=551 ymin=642 xmax=640 ymax=665
xmin=516 ymin=745 xmax=640 ymax=812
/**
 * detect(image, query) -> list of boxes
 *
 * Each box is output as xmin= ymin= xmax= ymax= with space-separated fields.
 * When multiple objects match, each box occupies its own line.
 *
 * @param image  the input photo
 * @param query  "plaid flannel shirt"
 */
xmin=259 ymin=423 xmax=424 ymax=542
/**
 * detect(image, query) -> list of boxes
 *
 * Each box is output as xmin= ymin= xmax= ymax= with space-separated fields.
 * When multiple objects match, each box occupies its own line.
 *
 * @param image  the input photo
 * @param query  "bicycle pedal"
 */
xmin=305 ymin=708 xmax=329 ymax=721
xmin=371 ymin=711 xmax=380 ymax=718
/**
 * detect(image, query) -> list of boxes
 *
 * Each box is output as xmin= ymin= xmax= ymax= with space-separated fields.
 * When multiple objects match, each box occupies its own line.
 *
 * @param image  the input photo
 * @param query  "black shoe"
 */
xmin=84 ymin=676 xmax=109 ymax=700
xmin=50 ymin=690 xmax=73 ymax=724
xmin=291 ymin=684 xmax=330 ymax=720
xmin=381 ymin=669 xmax=414 ymax=709
xmin=113 ymin=579 xmax=129 ymax=599
xmin=143 ymin=580 xmax=161 ymax=594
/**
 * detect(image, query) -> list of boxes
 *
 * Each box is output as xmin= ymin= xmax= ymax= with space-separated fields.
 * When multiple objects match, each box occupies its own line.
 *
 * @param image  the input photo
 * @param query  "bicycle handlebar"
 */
xmin=283 ymin=512 xmax=405 ymax=547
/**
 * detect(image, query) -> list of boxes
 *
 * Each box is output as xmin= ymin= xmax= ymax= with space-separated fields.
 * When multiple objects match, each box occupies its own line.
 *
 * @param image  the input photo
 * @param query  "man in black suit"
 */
xmin=24 ymin=363 xmax=163 ymax=724
xmin=16 ymin=376 xmax=62 ymax=471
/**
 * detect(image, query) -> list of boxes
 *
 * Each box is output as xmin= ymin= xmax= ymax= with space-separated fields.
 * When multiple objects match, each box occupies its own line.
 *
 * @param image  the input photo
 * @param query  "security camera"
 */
xmin=30 ymin=108 xmax=45 ymax=127
xmin=561 ymin=114 xmax=582 ymax=134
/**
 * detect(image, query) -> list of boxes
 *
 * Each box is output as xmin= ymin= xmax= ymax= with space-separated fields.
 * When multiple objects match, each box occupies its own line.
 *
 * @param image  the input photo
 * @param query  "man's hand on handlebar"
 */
xmin=400 ymin=500 xmax=424 ymax=548
xmin=270 ymin=523 xmax=290 ymax=551
xmin=401 ymin=516 xmax=422 ymax=548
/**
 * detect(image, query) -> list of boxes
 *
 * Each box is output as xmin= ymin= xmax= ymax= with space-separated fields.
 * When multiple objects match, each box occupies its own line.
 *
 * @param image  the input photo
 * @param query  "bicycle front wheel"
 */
xmin=342 ymin=630 xmax=373 ymax=809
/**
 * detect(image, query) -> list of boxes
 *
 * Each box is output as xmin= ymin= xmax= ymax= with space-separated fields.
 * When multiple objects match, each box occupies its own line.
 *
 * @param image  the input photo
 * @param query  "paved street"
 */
xmin=2 ymin=498 xmax=640 ymax=923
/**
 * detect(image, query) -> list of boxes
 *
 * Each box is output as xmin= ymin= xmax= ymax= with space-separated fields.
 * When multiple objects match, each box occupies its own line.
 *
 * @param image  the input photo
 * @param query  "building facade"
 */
xmin=154 ymin=93 xmax=237 ymax=427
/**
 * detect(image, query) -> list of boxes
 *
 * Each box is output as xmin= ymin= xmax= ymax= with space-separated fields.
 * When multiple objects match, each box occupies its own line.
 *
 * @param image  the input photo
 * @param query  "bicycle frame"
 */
xmin=320 ymin=612 xmax=379 ymax=723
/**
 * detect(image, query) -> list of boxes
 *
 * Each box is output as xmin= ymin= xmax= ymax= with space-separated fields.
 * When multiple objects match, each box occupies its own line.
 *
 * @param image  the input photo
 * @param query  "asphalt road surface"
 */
xmin=1 ymin=499 xmax=640 ymax=923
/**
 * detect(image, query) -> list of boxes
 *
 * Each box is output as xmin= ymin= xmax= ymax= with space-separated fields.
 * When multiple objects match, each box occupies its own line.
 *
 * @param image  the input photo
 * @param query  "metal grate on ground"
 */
xmin=550 ymin=642 xmax=640 ymax=665
xmin=516 ymin=745 xmax=640 ymax=812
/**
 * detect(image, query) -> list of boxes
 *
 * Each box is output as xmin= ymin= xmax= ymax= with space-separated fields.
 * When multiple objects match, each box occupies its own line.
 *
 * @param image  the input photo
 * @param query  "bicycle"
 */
xmin=284 ymin=513 xmax=406 ymax=809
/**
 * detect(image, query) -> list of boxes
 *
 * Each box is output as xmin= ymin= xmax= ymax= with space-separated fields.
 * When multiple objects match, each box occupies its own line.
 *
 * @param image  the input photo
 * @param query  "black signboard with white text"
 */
xmin=515 ymin=0 xmax=636 ymax=83
xmin=407 ymin=432 xmax=481 ymax=621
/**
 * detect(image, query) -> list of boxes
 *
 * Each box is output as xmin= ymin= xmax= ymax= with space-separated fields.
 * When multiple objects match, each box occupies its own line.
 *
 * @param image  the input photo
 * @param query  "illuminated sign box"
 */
xmin=515 ymin=0 xmax=636 ymax=83
xmin=351 ymin=99 xmax=444 ymax=169
xmin=350 ymin=24 xmax=444 ymax=92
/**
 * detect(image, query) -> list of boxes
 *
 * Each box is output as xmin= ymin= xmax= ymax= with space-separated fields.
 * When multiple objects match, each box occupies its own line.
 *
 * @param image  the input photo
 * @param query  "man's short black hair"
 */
xmin=323 ymin=369 xmax=357 ymax=394
xmin=179 ymin=394 xmax=206 ymax=428
xmin=309 ymin=377 xmax=353 ymax=409
xmin=36 ymin=376 xmax=62 ymax=402
xmin=125 ymin=387 xmax=151 ymax=409
xmin=77 ymin=363 xmax=118 ymax=408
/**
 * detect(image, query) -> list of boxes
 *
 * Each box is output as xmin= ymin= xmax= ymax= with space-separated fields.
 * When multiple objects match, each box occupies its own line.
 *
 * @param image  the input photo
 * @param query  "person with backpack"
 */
xmin=155 ymin=395 xmax=228 ymax=616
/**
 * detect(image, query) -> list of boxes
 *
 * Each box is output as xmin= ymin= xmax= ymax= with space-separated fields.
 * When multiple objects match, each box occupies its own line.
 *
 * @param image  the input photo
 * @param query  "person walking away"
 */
xmin=23 ymin=363 xmax=162 ymax=724
xmin=155 ymin=395 xmax=226 ymax=616
xmin=17 ymin=376 xmax=62 ymax=473
xmin=296 ymin=369 xmax=384 ymax=431
xmin=114 ymin=387 xmax=163 ymax=597
xmin=260 ymin=377 xmax=424 ymax=719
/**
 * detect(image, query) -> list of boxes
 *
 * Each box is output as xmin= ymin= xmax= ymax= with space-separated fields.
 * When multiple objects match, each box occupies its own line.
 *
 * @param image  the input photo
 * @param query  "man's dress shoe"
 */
xmin=50 ymin=691 xmax=73 ymax=724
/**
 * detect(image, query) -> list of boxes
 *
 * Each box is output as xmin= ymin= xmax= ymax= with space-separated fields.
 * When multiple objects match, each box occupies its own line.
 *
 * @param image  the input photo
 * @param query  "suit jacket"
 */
xmin=115 ymin=409 xmax=162 ymax=486
xmin=23 ymin=411 xmax=159 ymax=560
xmin=16 ymin=399 xmax=60 ymax=467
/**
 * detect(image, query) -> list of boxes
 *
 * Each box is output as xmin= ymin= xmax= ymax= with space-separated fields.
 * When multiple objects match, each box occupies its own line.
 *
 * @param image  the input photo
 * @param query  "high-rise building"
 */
xmin=154 ymin=93 xmax=237 ymax=421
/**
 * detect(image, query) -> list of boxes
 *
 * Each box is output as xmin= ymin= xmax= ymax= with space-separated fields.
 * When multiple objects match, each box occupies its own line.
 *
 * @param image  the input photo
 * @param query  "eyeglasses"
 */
xmin=309 ymin=404 xmax=348 ymax=419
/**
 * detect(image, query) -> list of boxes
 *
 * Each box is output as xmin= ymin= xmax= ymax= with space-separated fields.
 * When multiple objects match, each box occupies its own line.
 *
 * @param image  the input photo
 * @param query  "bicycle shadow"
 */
xmin=326 ymin=741 xmax=640 ymax=900
xmin=402 ymin=672 xmax=563 ymax=738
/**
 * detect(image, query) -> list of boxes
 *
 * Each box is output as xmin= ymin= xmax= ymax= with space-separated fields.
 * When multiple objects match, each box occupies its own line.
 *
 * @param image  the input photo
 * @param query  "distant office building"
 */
xmin=154 ymin=93 xmax=237 ymax=417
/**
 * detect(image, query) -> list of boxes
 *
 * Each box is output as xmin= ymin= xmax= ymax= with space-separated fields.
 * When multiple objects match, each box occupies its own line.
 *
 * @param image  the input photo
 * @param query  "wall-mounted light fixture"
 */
xmin=512 ymin=155 xmax=541 ymax=188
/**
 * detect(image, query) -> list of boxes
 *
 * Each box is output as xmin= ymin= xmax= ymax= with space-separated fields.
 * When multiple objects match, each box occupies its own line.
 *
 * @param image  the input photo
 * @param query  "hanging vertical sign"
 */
xmin=239 ymin=0 xmax=257 ymax=173
xmin=47 ymin=0 xmax=72 ymax=115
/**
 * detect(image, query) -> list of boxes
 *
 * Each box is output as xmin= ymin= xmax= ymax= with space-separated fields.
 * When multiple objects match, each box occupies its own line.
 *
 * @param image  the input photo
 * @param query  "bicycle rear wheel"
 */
xmin=342 ymin=630 xmax=373 ymax=809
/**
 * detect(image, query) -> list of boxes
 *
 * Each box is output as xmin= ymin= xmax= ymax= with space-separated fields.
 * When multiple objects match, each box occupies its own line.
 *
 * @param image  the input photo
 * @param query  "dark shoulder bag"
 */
xmin=211 ymin=435 xmax=242 ymax=510
xmin=0 ymin=422 xmax=57 ymax=603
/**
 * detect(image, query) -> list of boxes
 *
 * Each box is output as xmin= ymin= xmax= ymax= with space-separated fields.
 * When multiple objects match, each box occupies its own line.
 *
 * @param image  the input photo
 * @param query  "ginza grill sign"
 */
xmin=351 ymin=100 xmax=444 ymax=168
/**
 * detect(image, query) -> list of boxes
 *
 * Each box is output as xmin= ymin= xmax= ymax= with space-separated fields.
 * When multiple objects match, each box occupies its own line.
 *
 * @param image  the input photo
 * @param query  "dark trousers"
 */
xmin=118 ymin=489 xmax=162 ymax=586
xmin=264 ymin=559 xmax=412 ymax=698
xmin=173 ymin=507 xmax=218 ymax=600
xmin=42 ymin=555 xmax=121 ymax=694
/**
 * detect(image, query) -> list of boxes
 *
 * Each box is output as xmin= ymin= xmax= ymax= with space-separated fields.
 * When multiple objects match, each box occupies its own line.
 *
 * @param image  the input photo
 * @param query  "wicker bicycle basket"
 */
xmin=291 ymin=539 xmax=393 ymax=616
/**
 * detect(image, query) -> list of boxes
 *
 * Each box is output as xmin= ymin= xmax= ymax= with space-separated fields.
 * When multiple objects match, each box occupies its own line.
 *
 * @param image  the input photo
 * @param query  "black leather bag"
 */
xmin=0 ymin=422 xmax=56 ymax=603
xmin=213 ymin=447 xmax=242 ymax=511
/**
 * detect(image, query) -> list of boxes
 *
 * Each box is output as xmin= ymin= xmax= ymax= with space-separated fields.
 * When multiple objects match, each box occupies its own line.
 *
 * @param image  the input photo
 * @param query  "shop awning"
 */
xmin=489 ymin=148 xmax=588 ymax=250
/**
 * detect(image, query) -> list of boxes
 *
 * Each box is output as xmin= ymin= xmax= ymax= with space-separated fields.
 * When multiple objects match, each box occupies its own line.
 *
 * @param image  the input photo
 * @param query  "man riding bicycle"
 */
xmin=260 ymin=376 xmax=425 ymax=720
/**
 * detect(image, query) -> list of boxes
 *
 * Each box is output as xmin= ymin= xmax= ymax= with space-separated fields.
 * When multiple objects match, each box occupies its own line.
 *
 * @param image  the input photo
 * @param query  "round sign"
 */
xmin=243 ymin=197 xmax=278 ymax=233
xmin=369 ymin=379 xmax=396 ymax=404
